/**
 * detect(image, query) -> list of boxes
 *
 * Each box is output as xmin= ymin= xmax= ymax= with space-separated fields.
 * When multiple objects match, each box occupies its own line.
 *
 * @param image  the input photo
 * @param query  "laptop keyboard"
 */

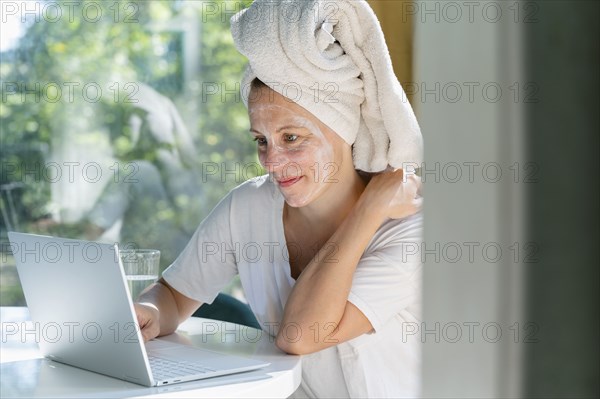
xmin=149 ymin=356 xmax=217 ymax=381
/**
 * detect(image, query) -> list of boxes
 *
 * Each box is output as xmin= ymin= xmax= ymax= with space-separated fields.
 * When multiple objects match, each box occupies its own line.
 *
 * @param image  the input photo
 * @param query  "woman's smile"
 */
xmin=277 ymin=175 xmax=304 ymax=188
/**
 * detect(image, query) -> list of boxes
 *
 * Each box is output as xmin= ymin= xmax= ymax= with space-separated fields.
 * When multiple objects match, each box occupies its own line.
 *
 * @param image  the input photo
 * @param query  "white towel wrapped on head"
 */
xmin=230 ymin=0 xmax=423 ymax=172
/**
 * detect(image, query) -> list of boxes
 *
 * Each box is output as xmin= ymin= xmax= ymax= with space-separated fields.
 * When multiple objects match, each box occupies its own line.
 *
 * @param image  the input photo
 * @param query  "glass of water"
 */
xmin=119 ymin=249 xmax=160 ymax=300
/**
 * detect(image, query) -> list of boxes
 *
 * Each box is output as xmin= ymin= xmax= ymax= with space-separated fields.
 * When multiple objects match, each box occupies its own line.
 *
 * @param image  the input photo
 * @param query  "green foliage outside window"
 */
xmin=0 ymin=0 xmax=257 ymax=305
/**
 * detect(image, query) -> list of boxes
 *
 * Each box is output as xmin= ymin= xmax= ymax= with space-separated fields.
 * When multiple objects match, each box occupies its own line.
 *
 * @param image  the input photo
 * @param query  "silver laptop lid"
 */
xmin=7 ymin=232 xmax=154 ymax=386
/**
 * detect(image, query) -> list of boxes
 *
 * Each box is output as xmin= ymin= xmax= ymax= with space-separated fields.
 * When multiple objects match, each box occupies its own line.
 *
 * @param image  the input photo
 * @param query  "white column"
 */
xmin=414 ymin=1 xmax=526 ymax=397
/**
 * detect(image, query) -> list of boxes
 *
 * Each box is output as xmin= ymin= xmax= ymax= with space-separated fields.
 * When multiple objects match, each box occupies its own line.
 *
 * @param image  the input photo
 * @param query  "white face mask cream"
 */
xmin=249 ymin=102 xmax=339 ymax=208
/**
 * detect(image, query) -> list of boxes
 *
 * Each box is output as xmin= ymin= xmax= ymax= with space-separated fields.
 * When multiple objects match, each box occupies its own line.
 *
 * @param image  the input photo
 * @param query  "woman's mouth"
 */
xmin=277 ymin=176 xmax=303 ymax=188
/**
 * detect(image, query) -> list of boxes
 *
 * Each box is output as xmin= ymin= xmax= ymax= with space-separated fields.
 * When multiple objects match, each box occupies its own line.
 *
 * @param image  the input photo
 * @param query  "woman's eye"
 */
xmin=284 ymin=134 xmax=298 ymax=142
xmin=253 ymin=137 xmax=267 ymax=146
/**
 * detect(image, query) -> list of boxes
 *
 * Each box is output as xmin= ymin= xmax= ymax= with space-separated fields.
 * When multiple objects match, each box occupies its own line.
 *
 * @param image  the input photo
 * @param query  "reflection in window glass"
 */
xmin=0 ymin=0 xmax=256 ymax=305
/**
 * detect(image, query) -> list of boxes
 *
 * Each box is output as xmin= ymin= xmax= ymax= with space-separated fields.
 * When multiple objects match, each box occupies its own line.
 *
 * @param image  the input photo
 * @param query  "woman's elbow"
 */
xmin=275 ymin=333 xmax=319 ymax=355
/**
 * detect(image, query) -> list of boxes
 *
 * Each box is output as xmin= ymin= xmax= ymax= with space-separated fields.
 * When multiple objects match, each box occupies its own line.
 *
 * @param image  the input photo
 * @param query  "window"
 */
xmin=1 ymin=0 xmax=256 ymax=305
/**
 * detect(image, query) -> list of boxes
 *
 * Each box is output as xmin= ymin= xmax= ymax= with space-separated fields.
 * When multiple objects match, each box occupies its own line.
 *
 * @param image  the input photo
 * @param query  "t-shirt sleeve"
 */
xmin=161 ymin=192 xmax=238 ymax=304
xmin=347 ymin=213 xmax=423 ymax=332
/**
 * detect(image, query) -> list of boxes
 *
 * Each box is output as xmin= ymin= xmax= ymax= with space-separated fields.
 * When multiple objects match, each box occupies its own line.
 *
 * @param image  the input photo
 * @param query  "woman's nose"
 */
xmin=262 ymin=144 xmax=288 ymax=174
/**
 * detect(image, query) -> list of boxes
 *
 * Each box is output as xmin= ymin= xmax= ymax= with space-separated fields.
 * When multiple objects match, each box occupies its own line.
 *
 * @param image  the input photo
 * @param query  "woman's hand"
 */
xmin=134 ymin=302 xmax=161 ymax=342
xmin=361 ymin=168 xmax=422 ymax=221
xmin=133 ymin=279 xmax=203 ymax=342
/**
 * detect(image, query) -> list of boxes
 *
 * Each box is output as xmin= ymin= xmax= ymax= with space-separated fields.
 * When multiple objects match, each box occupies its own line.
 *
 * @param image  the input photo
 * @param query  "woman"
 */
xmin=135 ymin=0 xmax=424 ymax=397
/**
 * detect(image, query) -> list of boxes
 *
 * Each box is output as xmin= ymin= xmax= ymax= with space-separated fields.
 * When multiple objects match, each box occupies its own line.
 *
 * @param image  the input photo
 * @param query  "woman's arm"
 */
xmin=135 ymin=278 xmax=202 ymax=342
xmin=276 ymin=170 xmax=421 ymax=354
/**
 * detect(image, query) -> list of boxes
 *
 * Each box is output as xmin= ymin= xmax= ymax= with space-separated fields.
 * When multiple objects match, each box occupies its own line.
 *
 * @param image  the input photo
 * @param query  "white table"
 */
xmin=0 ymin=307 xmax=301 ymax=398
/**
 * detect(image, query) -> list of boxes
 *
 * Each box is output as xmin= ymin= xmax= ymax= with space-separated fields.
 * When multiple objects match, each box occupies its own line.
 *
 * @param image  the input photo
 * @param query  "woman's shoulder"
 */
xmin=228 ymin=174 xmax=280 ymax=204
xmin=387 ymin=211 xmax=423 ymax=231
xmin=231 ymin=174 xmax=273 ymax=193
xmin=367 ymin=212 xmax=423 ymax=251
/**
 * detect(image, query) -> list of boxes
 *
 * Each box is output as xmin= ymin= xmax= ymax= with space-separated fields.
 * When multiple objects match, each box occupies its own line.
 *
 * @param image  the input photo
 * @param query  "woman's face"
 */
xmin=248 ymin=85 xmax=350 ymax=208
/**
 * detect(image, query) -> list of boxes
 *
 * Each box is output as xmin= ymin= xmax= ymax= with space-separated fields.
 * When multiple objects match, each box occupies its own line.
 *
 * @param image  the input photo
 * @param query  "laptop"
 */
xmin=7 ymin=232 xmax=270 ymax=387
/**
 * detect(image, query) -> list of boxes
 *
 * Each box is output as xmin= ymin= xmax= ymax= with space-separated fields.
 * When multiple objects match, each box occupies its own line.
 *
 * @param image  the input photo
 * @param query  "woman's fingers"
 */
xmin=361 ymin=168 xmax=423 ymax=220
xmin=404 ymin=174 xmax=421 ymax=200
xmin=134 ymin=303 xmax=160 ymax=342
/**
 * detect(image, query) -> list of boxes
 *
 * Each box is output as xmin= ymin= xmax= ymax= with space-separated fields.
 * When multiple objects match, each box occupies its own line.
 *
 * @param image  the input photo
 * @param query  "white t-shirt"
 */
xmin=163 ymin=175 xmax=423 ymax=398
